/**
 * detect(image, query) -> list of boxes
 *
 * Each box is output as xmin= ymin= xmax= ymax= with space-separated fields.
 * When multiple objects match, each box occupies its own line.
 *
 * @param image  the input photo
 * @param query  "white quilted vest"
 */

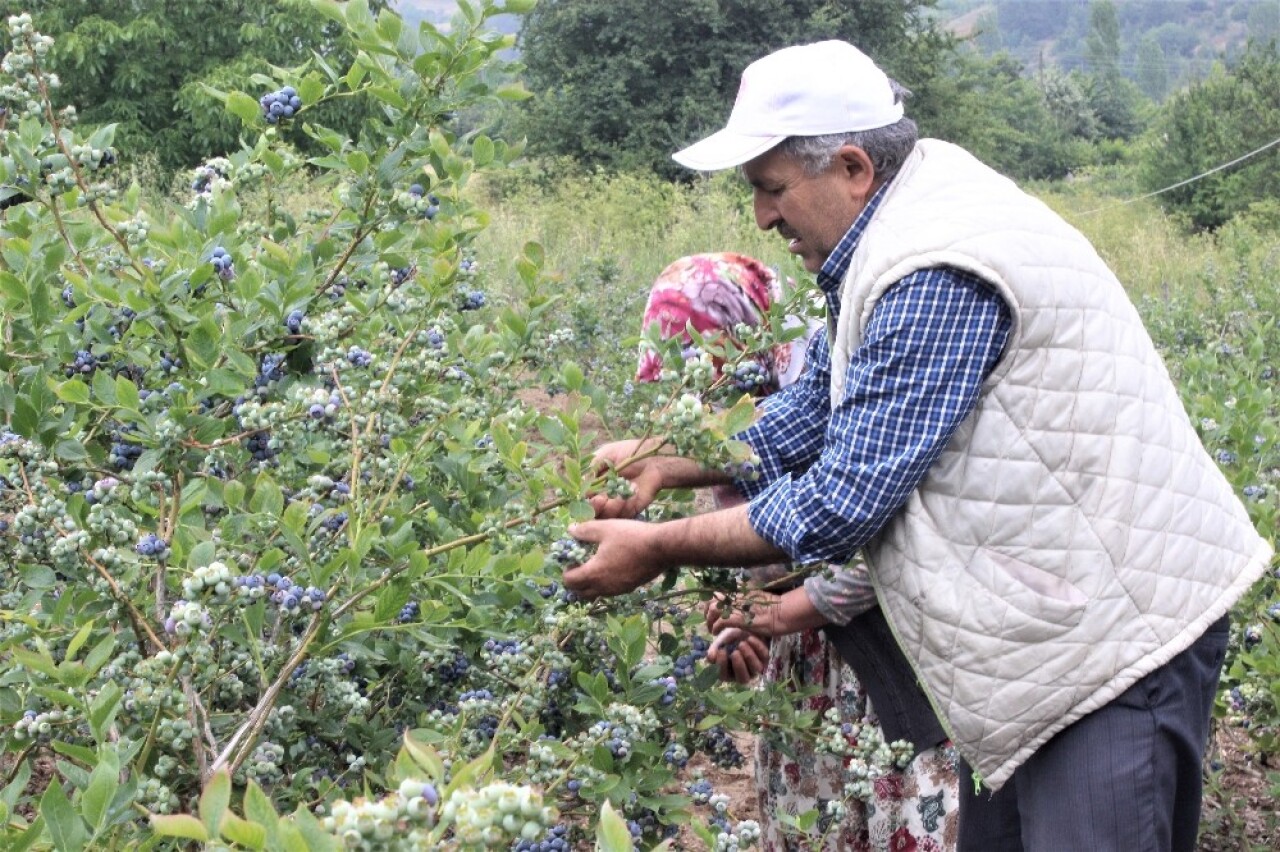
xmin=830 ymin=139 xmax=1272 ymax=789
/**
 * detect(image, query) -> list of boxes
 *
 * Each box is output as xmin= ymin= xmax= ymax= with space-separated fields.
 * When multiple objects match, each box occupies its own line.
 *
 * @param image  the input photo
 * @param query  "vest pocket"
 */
xmin=963 ymin=549 xmax=1088 ymax=637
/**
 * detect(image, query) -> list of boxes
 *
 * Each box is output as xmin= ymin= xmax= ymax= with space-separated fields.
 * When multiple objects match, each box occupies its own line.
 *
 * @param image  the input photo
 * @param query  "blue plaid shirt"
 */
xmin=737 ymin=184 xmax=1012 ymax=565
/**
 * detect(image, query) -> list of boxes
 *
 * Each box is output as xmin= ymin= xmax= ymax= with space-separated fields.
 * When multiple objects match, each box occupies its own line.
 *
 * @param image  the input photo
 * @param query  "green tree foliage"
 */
xmin=1139 ymin=42 xmax=1280 ymax=230
xmin=921 ymin=53 xmax=1091 ymax=181
xmin=0 ymin=0 xmax=387 ymax=169
xmin=514 ymin=0 xmax=956 ymax=177
xmin=1136 ymin=34 xmax=1169 ymax=101
xmin=1083 ymin=0 xmax=1146 ymax=139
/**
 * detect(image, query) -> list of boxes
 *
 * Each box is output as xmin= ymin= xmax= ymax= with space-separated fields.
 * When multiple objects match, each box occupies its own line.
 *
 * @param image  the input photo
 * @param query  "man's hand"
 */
xmin=562 ymin=518 xmax=673 ymax=599
xmin=587 ymin=438 xmax=732 ymax=519
xmin=706 ymin=627 xmax=770 ymax=684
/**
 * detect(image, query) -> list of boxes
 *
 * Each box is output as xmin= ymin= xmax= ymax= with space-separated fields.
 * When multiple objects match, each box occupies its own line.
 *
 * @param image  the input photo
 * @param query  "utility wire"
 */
xmin=1074 ymin=132 xmax=1280 ymax=217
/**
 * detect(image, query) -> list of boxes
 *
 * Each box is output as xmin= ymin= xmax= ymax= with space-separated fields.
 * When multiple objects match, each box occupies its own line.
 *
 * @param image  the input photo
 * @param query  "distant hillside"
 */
xmin=936 ymin=0 xmax=1279 ymax=85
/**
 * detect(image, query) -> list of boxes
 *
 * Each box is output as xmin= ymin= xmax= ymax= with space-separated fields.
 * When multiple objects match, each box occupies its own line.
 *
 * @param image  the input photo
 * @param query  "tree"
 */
xmin=1082 ymin=0 xmax=1145 ymax=139
xmin=1139 ymin=42 xmax=1280 ymax=229
xmin=0 ymin=0 xmax=388 ymax=169
xmin=1136 ymin=34 xmax=1169 ymax=101
xmin=934 ymin=53 xmax=1093 ymax=180
xmin=515 ymin=0 xmax=956 ymax=177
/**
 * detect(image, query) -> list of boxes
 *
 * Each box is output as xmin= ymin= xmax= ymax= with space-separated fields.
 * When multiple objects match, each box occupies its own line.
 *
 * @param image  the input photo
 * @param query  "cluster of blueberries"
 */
xmin=730 ymin=360 xmax=770 ymax=393
xmin=64 ymin=348 xmax=108 ymax=378
xmin=210 ymin=247 xmax=234 ymax=281
xmin=672 ymin=635 xmax=710 ymax=679
xmin=649 ymin=675 xmax=678 ymax=706
xmin=698 ymin=723 xmax=745 ymax=769
xmin=135 ymin=533 xmax=170 ymax=560
xmin=259 ymin=85 xmax=302 ymax=124
xmin=482 ymin=638 xmax=522 ymax=657
xmin=320 ymin=511 xmax=348 ymax=532
xmin=109 ymin=429 xmax=144 ymax=471
xmin=512 ymin=823 xmax=570 ymax=852
xmin=232 ymin=573 xmax=326 ymax=612
xmin=433 ymin=649 xmax=471 ymax=684
xmin=408 ymin=183 xmax=440 ymax=219
xmin=397 ymin=600 xmax=420 ymax=623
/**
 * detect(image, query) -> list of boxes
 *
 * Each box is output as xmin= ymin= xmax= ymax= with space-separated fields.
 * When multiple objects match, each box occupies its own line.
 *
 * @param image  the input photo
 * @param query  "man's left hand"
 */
xmin=562 ymin=519 xmax=672 ymax=599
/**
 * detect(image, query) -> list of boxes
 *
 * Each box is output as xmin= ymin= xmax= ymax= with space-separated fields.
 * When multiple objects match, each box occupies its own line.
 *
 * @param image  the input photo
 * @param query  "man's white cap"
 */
xmin=673 ymin=40 xmax=904 ymax=172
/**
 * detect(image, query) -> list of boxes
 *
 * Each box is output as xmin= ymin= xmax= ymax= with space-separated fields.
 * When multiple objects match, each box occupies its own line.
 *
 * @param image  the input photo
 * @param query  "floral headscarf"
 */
xmin=635 ymin=253 xmax=813 ymax=391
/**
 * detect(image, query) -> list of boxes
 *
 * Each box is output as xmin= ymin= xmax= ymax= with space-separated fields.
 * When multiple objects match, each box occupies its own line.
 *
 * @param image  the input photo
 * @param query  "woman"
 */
xmin=636 ymin=253 xmax=959 ymax=852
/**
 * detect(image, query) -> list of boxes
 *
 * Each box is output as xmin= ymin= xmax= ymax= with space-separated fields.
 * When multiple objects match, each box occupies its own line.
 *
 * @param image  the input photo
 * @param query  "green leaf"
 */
xmin=55 ymin=379 xmax=91 ymax=405
xmin=54 ymin=439 xmax=88 ymax=462
xmin=41 ymin=778 xmax=87 ymax=852
xmin=149 ymin=814 xmax=209 ymax=842
xmin=345 ymin=0 xmax=374 ymax=30
xmin=11 ymin=398 xmax=38 ymax=438
xmin=80 ymin=756 xmax=120 ymax=830
xmin=288 ymin=807 xmax=339 ymax=852
xmin=64 ymin=619 xmax=95 ymax=661
xmin=227 ymin=92 xmax=262 ymax=125
xmin=188 ymin=540 xmax=217 ymax=568
xmin=401 ymin=732 xmax=445 ymax=780
xmin=221 ymin=812 xmax=267 ymax=850
xmin=299 ymin=77 xmax=326 ymax=108
xmin=9 ymin=815 xmax=45 ymax=852
xmin=722 ymin=394 xmax=759 ymax=436
xmin=250 ymin=474 xmax=284 ymax=516
xmin=187 ymin=319 xmax=220 ymax=369
xmin=224 ymin=480 xmax=246 ymax=510
xmin=596 ymin=800 xmax=635 ymax=851
xmin=0 ymin=270 xmax=26 ymax=305
xmin=114 ymin=375 xmax=140 ymax=412
xmin=91 ymin=370 xmax=117 ymax=405
xmin=87 ymin=681 xmax=123 ymax=743
xmin=495 ymin=82 xmax=532 ymax=102
xmin=200 ymin=768 xmax=232 ymax=837
xmin=243 ymin=780 xmax=279 ymax=838
xmin=472 ymin=135 xmax=494 ymax=166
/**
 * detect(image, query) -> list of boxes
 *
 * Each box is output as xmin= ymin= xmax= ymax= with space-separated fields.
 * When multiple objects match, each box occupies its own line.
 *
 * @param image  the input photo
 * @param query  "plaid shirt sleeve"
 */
xmin=745 ymin=268 xmax=1011 ymax=565
xmin=732 ymin=327 xmax=832 ymax=500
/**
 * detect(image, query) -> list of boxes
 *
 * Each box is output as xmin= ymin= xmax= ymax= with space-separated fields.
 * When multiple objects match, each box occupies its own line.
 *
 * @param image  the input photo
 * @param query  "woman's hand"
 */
xmin=705 ymin=627 xmax=770 ymax=684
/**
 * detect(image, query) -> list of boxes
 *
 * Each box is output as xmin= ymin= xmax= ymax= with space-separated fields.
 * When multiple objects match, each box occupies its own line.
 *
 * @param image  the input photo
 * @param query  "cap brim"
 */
xmin=672 ymin=129 xmax=787 ymax=171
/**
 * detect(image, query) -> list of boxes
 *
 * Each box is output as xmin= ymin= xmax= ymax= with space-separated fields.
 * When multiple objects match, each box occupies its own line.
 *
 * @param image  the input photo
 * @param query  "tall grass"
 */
xmin=473 ymin=162 xmax=1279 ymax=352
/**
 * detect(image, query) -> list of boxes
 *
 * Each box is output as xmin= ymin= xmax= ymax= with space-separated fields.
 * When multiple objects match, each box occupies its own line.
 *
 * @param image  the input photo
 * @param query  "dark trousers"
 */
xmin=958 ymin=615 xmax=1229 ymax=852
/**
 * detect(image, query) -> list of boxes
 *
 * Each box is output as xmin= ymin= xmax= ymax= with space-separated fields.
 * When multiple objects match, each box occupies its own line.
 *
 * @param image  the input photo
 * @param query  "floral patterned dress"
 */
xmin=638 ymin=253 xmax=960 ymax=851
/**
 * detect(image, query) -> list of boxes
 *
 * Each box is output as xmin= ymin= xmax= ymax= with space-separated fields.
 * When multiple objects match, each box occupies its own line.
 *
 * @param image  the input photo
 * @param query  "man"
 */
xmin=563 ymin=40 xmax=1272 ymax=851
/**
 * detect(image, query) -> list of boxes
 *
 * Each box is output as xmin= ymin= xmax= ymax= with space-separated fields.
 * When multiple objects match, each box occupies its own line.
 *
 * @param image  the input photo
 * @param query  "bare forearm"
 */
xmin=653 ymin=503 xmax=789 ymax=568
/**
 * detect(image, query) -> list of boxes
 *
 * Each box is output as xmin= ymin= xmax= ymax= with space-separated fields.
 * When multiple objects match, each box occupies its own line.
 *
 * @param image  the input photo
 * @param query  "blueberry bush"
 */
xmin=0 ymin=2 xmax=888 ymax=849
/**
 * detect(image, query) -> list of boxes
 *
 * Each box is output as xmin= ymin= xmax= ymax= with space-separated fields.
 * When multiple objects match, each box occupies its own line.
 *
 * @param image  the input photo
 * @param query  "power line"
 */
xmin=1075 ymin=132 xmax=1280 ymax=217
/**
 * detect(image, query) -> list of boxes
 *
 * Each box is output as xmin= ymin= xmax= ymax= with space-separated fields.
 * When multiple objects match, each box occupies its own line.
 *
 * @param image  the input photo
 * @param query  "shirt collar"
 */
xmin=816 ymin=180 xmax=893 ymax=314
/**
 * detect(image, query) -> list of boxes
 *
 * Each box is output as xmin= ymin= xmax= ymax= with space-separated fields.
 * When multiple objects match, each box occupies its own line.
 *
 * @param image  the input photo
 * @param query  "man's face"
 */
xmin=742 ymin=145 xmax=871 ymax=274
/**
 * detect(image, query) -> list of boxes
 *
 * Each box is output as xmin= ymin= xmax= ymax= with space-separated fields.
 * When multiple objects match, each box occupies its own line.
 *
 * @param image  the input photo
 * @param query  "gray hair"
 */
xmin=774 ymin=80 xmax=918 ymax=184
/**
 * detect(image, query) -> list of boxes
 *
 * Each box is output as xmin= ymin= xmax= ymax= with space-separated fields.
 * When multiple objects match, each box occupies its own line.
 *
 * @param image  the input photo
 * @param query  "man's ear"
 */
xmin=834 ymin=145 xmax=876 ymax=203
